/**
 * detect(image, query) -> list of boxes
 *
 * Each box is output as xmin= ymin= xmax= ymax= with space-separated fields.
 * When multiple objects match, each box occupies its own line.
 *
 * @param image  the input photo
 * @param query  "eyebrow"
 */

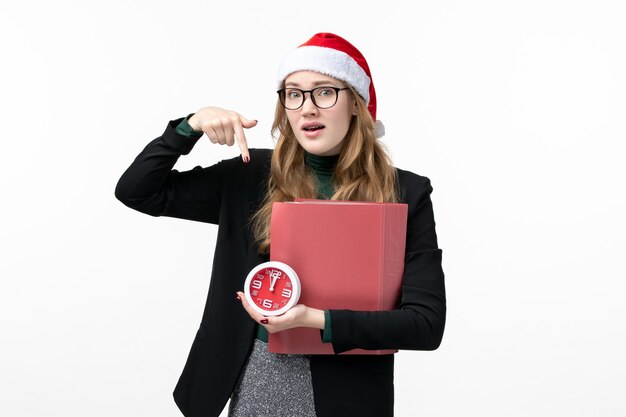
xmin=284 ymin=80 xmax=340 ymax=88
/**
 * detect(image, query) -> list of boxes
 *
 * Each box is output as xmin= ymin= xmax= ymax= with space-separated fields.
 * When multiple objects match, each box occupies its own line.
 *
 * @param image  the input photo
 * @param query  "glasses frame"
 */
xmin=277 ymin=86 xmax=350 ymax=110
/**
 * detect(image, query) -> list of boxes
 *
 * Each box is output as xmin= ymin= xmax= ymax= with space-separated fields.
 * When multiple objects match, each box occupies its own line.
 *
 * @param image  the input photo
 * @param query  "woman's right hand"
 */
xmin=187 ymin=106 xmax=257 ymax=163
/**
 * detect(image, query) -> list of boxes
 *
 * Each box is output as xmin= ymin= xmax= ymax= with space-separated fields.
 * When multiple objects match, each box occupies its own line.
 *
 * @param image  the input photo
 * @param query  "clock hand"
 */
xmin=269 ymin=275 xmax=277 ymax=292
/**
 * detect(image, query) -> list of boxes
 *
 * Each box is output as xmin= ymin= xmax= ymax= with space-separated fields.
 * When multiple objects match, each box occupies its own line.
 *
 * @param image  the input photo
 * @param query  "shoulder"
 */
xmin=249 ymin=148 xmax=273 ymax=158
xmin=243 ymin=148 xmax=273 ymax=175
xmin=248 ymin=148 xmax=273 ymax=163
xmin=213 ymin=148 xmax=274 ymax=195
xmin=216 ymin=148 xmax=273 ymax=177
xmin=394 ymin=167 xmax=434 ymax=205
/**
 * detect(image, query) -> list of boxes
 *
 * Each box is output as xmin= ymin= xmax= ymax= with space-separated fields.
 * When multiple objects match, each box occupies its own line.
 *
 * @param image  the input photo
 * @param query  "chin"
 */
xmin=305 ymin=146 xmax=337 ymax=157
xmin=297 ymin=140 xmax=340 ymax=156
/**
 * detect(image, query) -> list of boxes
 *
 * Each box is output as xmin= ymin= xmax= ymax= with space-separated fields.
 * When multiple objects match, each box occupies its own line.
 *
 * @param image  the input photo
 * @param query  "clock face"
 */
xmin=243 ymin=261 xmax=301 ymax=317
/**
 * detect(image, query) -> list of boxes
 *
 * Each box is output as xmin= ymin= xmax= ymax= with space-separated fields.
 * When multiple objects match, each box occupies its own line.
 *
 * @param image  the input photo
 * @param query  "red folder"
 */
xmin=268 ymin=199 xmax=408 ymax=355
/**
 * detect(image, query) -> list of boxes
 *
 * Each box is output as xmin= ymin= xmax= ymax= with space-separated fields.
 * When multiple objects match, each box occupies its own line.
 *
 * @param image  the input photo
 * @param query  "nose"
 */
xmin=300 ymin=92 xmax=319 ymax=115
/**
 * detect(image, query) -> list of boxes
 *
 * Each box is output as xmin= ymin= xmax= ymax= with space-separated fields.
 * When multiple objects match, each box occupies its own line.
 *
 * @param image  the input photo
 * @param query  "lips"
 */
xmin=302 ymin=122 xmax=325 ymax=132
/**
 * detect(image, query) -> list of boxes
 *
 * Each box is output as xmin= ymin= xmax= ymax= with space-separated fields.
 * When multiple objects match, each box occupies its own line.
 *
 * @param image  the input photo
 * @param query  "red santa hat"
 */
xmin=277 ymin=32 xmax=385 ymax=138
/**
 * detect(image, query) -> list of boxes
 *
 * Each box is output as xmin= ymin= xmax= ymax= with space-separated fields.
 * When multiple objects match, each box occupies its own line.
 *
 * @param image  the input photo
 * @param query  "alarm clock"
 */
xmin=243 ymin=261 xmax=301 ymax=316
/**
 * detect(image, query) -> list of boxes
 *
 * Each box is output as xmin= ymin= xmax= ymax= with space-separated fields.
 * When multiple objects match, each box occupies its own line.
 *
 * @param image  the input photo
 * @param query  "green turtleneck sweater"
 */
xmin=176 ymin=114 xmax=333 ymax=344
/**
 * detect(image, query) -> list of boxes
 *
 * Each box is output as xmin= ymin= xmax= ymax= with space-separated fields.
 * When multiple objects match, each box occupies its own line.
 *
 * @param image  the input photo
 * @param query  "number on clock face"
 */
xmin=249 ymin=267 xmax=293 ymax=312
xmin=244 ymin=261 xmax=301 ymax=317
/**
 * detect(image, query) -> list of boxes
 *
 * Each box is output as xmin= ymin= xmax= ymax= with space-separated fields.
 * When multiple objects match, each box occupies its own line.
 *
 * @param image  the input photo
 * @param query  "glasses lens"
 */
xmin=279 ymin=87 xmax=340 ymax=109
xmin=312 ymin=87 xmax=338 ymax=109
xmin=282 ymin=88 xmax=303 ymax=110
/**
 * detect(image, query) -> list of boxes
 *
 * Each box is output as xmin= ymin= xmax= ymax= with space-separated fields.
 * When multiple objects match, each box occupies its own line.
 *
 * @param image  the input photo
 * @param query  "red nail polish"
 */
xmin=260 ymin=319 xmax=269 ymax=324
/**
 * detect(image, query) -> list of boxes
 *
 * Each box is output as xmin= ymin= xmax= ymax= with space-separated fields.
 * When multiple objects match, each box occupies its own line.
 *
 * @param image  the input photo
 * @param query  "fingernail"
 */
xmin=236 ymin=293 xmax=241 ymax=301
xmin=260 ymin=319 xmax=269 ymax=324
xmin=254 ymin=119 xmax=258 ymax=123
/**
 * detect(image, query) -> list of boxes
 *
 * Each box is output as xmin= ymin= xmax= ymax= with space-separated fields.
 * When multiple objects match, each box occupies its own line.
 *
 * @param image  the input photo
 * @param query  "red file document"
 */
xmin=268 ymin=199 xmax=408 ymax=355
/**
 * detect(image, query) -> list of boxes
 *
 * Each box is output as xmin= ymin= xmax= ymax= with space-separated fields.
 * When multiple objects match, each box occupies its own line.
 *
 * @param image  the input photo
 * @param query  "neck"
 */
xmin=304 ymin=151 xmax=339 ymax=176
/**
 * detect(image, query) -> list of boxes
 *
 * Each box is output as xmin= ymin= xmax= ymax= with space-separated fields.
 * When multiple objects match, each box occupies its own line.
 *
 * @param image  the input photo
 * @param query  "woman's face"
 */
xmin=283 ymin=71 xmax=356 ymax=156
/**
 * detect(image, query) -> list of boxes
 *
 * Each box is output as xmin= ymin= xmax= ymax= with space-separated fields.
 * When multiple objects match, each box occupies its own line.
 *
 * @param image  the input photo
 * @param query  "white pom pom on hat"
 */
xmin=277 ymin=32 xmax=385 ymax=138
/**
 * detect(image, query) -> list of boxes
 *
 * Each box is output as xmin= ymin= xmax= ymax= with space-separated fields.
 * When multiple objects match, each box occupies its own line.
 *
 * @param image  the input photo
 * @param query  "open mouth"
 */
xmin=302 ymin=123 xmax=325 ymax=132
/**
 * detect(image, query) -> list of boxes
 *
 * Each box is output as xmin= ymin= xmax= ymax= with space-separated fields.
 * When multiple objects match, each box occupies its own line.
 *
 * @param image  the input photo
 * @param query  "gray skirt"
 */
xmin=228 ymin=338 xmax=317 ymax=417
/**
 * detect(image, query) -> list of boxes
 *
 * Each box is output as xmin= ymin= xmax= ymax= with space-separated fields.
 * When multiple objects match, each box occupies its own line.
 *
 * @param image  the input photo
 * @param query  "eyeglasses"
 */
xmin=277 ymin=86 xmax=350 ymax=110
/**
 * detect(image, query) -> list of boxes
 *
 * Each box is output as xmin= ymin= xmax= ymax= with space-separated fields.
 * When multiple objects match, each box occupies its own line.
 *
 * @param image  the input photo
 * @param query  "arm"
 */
xmin=114 ymin=116 xmax=241 ymax=224
xmin=327 ymin=176 xmax=446 ymax=354
xmin=236 ymin=292 xmax=327 ymax=334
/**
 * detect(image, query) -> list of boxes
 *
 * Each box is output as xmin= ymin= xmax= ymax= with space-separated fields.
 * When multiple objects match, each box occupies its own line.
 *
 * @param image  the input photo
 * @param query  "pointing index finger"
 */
xmin=234 ymin=118 xmax=250 ymax=163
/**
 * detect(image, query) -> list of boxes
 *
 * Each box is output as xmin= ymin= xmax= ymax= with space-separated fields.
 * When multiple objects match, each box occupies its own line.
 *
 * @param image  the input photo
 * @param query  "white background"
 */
xmin=1 ymin=1 xmax=625 ymax=416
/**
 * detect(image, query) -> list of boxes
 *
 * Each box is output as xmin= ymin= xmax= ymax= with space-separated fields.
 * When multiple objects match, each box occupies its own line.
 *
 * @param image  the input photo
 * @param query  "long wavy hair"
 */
xmin=251 ymin=85 xmax=399 ymax=254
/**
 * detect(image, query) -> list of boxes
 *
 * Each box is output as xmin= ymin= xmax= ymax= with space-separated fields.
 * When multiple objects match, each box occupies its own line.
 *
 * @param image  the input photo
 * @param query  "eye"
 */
xmin=286 ymin=89 xmax=302 ymax=99
xmin=316 ymin=88 xmax=335 ymax=97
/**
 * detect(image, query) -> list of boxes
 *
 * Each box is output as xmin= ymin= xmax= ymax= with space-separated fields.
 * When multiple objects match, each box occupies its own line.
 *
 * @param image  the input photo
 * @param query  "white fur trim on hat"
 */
xmin=277 ymin=46 xmax=371 ymax=103
xmin=374 ymin=120 xmax=385 ymax=138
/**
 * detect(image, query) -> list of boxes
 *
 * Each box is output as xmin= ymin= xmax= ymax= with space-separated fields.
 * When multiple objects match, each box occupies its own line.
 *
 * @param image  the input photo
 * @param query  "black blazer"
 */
xmin=115 ymin=117 xmax=446 ymax=417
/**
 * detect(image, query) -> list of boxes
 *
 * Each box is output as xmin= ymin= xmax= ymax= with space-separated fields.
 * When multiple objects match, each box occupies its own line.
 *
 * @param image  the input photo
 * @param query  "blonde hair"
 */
xmin=251 ymin=86 xmax=399 ymax=254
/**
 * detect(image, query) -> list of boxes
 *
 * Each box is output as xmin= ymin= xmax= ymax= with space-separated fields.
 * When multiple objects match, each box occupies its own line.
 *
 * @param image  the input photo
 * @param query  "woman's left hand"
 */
xmin=236 ymin=291 xmax=325 ymax=333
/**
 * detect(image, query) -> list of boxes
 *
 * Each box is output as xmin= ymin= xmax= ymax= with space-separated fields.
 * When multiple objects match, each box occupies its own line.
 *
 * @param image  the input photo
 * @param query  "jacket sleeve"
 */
xmin=114 ymin=117 xmax=241 ymax=224
xmin=327 ymin=176 xmax=446 ymax=354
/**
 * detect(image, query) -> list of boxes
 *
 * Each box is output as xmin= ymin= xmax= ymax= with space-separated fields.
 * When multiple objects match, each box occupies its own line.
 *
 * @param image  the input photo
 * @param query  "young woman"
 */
xmin=115 ymin=33 xmax=446 ymax=417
